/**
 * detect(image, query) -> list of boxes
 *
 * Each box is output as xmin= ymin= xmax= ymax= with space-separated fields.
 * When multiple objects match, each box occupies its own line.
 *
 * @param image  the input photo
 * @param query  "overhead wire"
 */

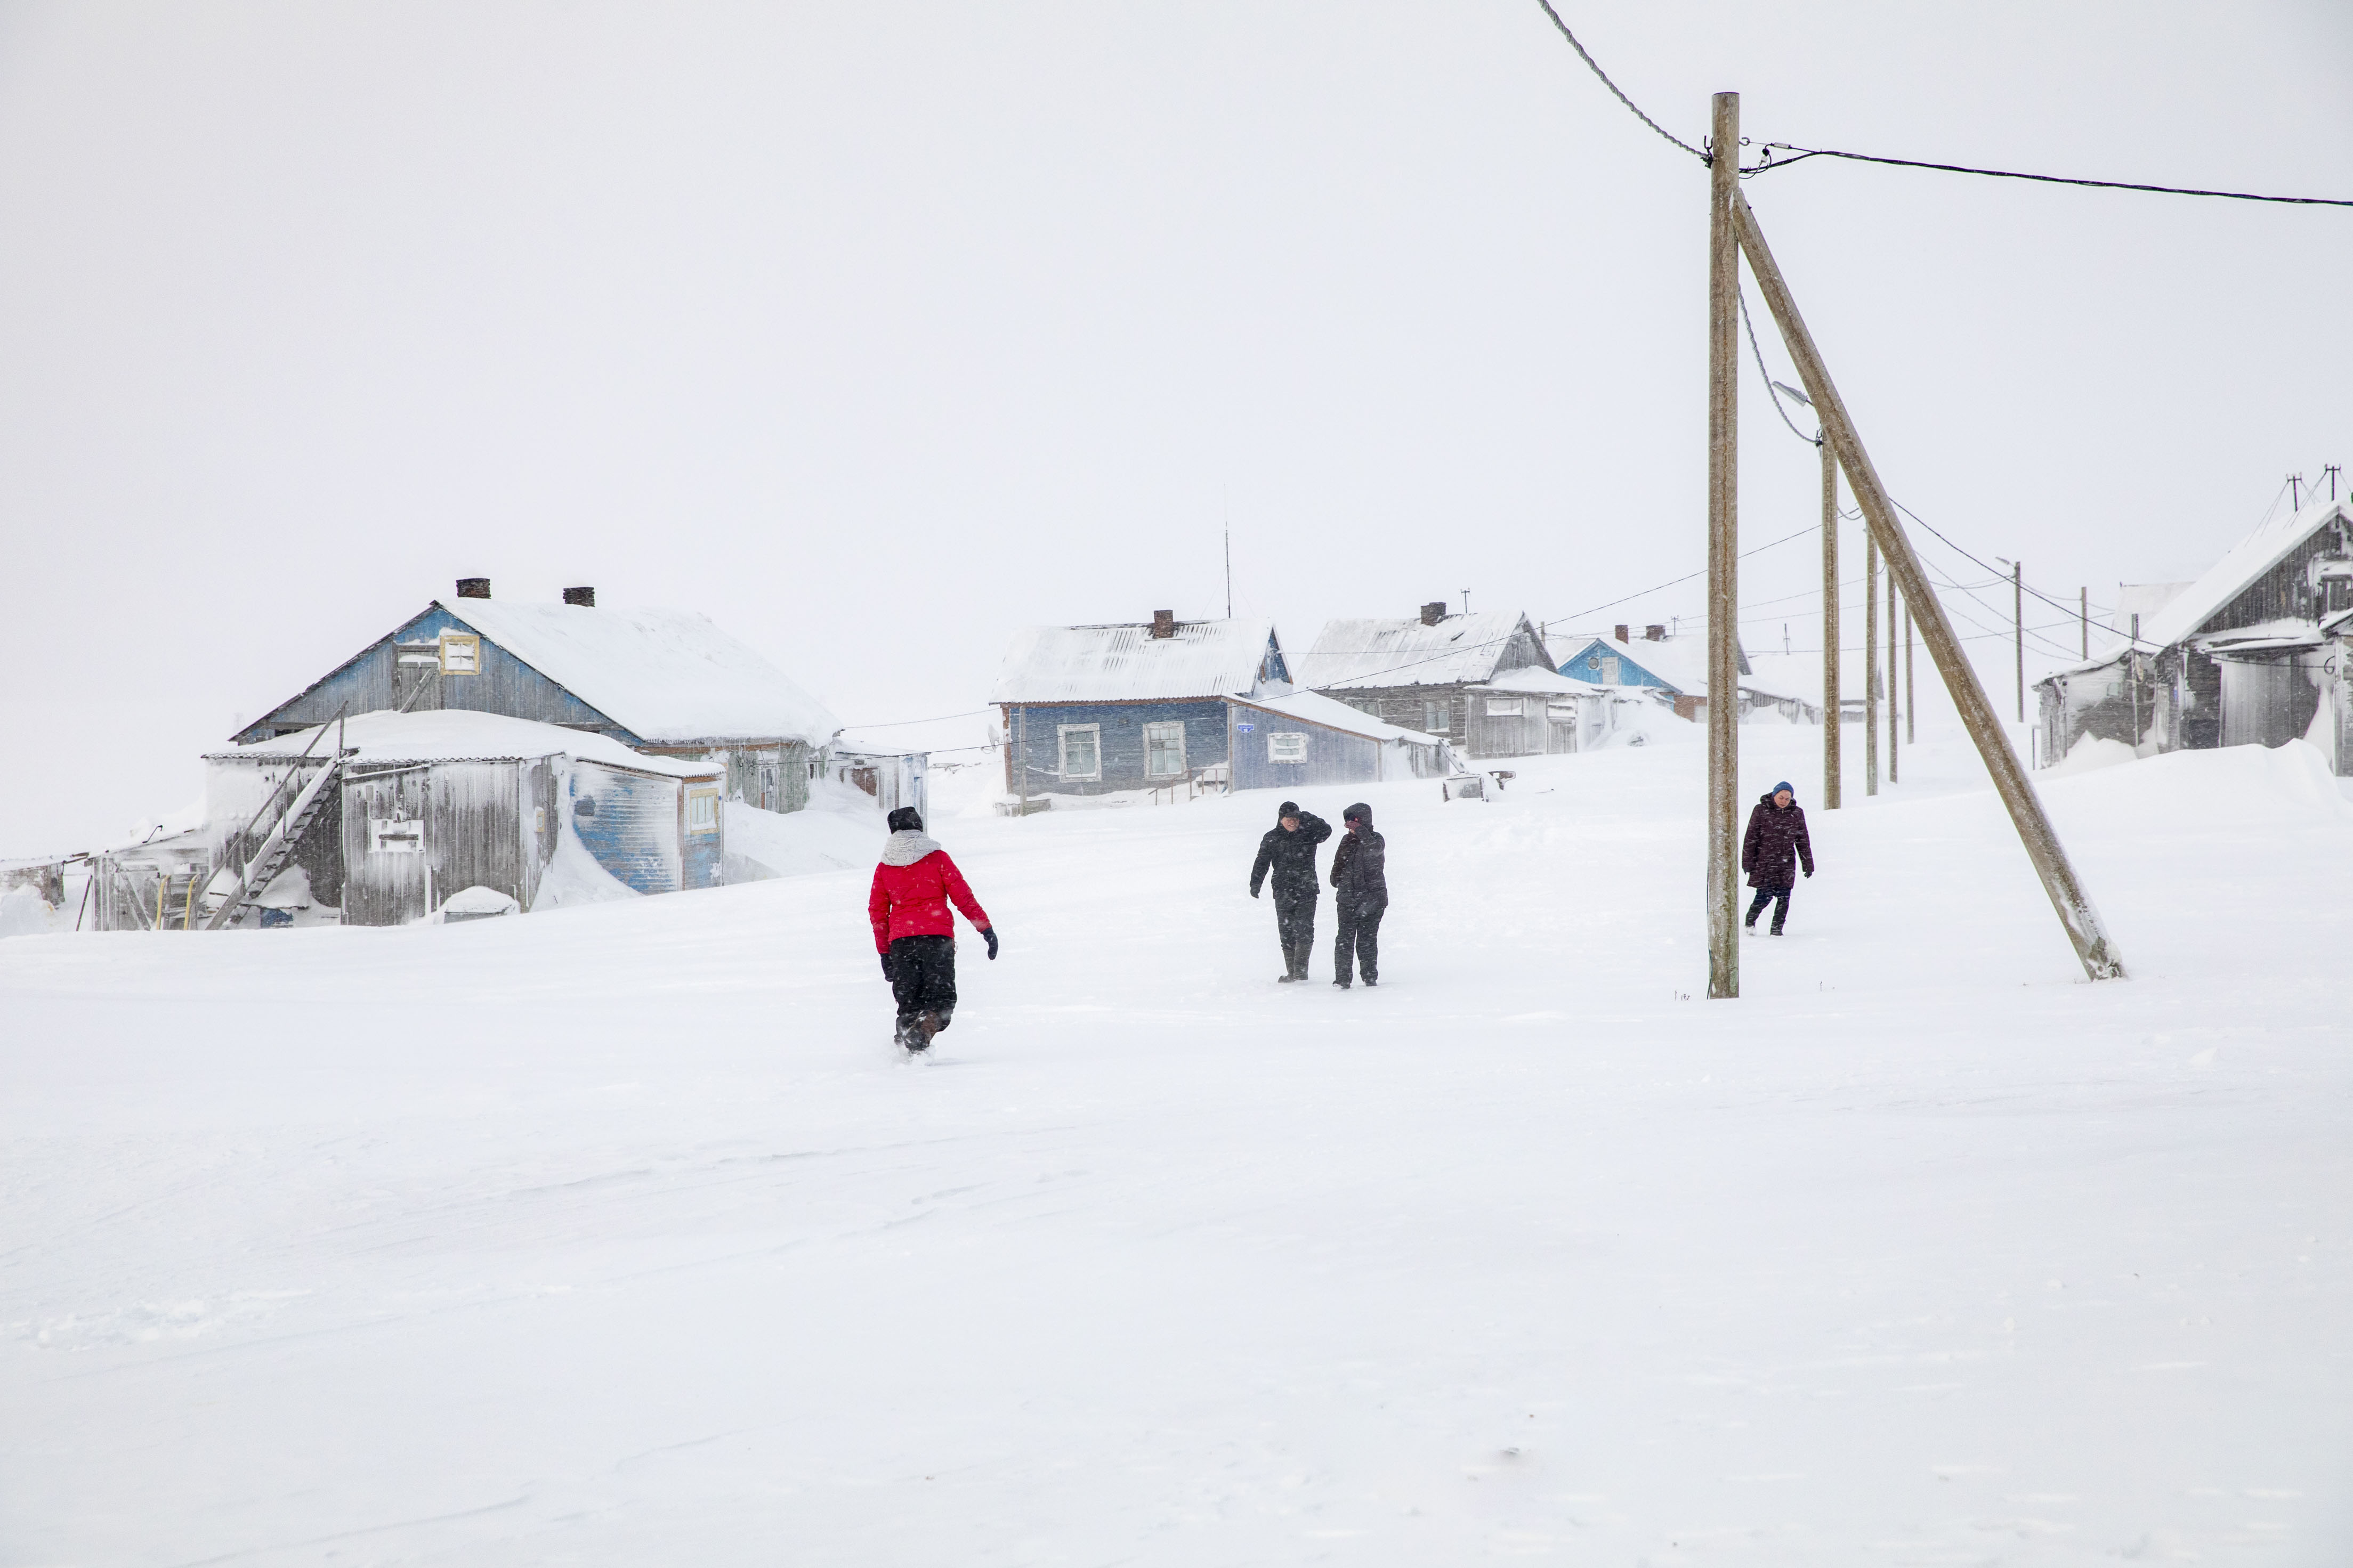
xmin=1749 ymin=143 xmax=2353 ymax=209
xmin=1527 ymin=0 xmax=1708 ymax=162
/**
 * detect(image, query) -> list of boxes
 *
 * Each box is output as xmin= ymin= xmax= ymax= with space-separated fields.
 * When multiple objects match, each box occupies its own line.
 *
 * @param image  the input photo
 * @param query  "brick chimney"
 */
xmin=1419 ymin=601 xmax=1446 ymax=626
xmin=1645 ymin=624 xmax=1665 ymax=641
xmin=1150 ymin=610 xmax=1176 ymax=639
xmin=1613 ymin=623 xmax=1629 ymax=643
xmin=456 ymin=577 xmax=491 ymax=599
xmin=563 ymin=586 xmax=595 ymax=607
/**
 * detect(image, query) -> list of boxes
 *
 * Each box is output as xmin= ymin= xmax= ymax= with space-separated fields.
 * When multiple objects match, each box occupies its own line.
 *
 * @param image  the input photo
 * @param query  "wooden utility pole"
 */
xmin=1887 ymin=573 xmax=1900 ymax=783
xmin=2013 ymin=560 xmax=2025 ymax=722
xmin=1821 ymin=440 xmax=1840 ymax=808
xmin=1734 ymin=191 xmax=2124 ymax=980
xmin=2079 ymin=587 xmax=2088 ymax=660
xmin=1864 ymin=533 xmax=1879 ymax=796
xmin=1705 ymin=92 xmax=1740 ymax=1001
xmin=1891 ymin=606 xmax=1910 ymax=748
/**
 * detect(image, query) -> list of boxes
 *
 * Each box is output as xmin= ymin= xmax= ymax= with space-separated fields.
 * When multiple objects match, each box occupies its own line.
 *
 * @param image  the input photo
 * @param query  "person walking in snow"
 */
xmin=868 ymin=807 xmax=997 ymax=1052
xmin=1328 ymin=802 xmax=1387 ymax=988
xmin=1249 ymin=800 xmax=1331 ymax=982
xmin=1741 ymin=781 xmax=1814 ymax=936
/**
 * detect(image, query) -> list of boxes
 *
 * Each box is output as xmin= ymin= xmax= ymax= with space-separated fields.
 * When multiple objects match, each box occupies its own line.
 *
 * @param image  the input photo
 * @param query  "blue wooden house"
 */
xmin=991 ymin=612 xmax=1292 ymax=796
xmin=236 ymin=579 xmax=841 ymax=813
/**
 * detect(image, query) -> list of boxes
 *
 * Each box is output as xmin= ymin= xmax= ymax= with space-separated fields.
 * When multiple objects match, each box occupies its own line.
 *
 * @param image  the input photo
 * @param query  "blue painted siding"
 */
xmin=238 ymin=604 xmax=628 ymax=743
xmin=1557 ymin=638 xmax=1677 ymax=693
xmin=570 ymin=761 xmax=680 ymax=893
xmin=1229 ymin=716 xmax=1380 ymax=792
xmin=1005 ymin=700 xmax=1230 ymax=794
xmin=683 ymin=788 xmax=725 ymax=890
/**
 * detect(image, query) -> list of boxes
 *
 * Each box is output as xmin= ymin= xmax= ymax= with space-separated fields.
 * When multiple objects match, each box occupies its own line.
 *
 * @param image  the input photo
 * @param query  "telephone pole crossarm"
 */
xmin=1732 ymin=191 xmax=2124 ymax=982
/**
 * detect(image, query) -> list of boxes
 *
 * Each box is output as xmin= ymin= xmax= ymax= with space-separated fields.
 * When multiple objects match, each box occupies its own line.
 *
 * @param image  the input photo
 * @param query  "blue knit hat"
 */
xmin=1773 ymin=781 xmax=1794 ymax=797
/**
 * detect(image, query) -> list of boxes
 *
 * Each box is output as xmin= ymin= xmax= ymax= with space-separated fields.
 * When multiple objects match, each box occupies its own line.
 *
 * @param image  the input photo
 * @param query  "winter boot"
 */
xmin=912 ymin=1011 xmax=942 ymax=1051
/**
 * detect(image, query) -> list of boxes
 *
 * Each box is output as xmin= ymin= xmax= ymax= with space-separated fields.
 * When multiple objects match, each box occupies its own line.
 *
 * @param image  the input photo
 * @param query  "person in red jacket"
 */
xmin=868 ymin=807 xmax=998 ymax=1052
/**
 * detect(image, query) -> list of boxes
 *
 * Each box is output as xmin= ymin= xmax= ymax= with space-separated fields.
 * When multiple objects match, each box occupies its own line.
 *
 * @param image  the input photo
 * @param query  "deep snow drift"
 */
xmin=2 ymin=719 xmax=2348 ymax=1565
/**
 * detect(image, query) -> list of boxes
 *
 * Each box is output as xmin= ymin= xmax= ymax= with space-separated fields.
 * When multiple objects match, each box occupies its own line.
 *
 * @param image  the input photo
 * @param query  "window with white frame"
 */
xmin=1422 ymin=698 xmax=1451 ymax=733
xmin=1058 ymin=723 xmax=1101 ymax=779
xmin=1484 ymin=696 xmax=1525 ymax=717
xmin=685 ymin=788 xmax=721 ymax=834
xmin=1144 ymin=720 xmax=1187 ymax=777
xmin=1547 ymin=699 xmax=1579 ymax=723
xmin=1268 ymin=732 xmax=1308 ymax=763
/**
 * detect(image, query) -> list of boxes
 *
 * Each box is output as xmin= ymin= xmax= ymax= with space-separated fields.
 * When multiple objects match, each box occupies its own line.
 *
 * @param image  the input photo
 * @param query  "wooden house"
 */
xmin=1293 ymin=605 xmax=1558 ymax=759
xmin=2036 ymin=498 xmax=2353 ymax=771
xmin=235 ymin=580 xmax=840 ymax=814
xmin=204 ymin=710 xmax=724 ymax=927
xmin=1225 ymin=689 xmax=1451 ymax=791
xmin=1555 ymin=627 xmax=1818 ymax=724
xmin=990 ymin=612 xmax=1291 ymax=796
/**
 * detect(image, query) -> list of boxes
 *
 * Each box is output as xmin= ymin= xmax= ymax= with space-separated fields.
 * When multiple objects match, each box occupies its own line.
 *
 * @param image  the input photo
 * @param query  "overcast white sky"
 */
xmin=1 ymin=1 xmax=2347 ymax=852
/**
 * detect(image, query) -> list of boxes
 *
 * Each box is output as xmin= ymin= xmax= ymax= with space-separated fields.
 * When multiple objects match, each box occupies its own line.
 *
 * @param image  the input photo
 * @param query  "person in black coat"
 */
xmin=1328 ymin=802 xmax=1388 ymax=987
xmin=1741 ymin=780 xmax=1814 ymax=935
xmin=1250 ymin=800 xmax=1331 ymax=981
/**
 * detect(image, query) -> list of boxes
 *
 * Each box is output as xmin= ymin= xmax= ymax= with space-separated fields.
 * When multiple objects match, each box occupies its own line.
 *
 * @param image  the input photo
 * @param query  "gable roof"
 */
xmin=1562 ymin=633 xmax=1797 ymax=703
xmin=1294 ymin=612 xmax=1547 ymax=690
xmin=2061 ymin=498 xmax=2353 ymax=674
xmin=441 ymin=599 xmax=840 ymax=746
xmin=990 ymin=619 xmax=1284 ymax=704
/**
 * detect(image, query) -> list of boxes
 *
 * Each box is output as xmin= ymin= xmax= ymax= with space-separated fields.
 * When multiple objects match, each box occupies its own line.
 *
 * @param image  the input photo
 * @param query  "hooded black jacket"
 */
xmin=1329 ymin=807 xmax=1387 ymax=907
xmin=1250 ymin=807 xmax=1331 ymax=899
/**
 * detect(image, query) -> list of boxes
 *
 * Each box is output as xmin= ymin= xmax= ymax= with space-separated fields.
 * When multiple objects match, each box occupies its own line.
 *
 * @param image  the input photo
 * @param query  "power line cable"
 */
xmin=1750 ymin=143 xmax=2353 ymax=209
xmin=1528 ymin=0 xmax=1707 ymax=161
xmin=1737 ymin=287 xmax=1820 ymax=445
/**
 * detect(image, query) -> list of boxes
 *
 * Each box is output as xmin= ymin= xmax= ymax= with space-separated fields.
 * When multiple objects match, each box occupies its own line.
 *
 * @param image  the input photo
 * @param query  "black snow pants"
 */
xmin=1333 ymin=898 xmax=1385 ymax=985
xmin=1744 ymin=883 xmax=1792 ymax=933
xmin=888 ymin=935 xmax=957 ymax=1032
xmin=1274 ymin=888 xmax=1317 ymax=979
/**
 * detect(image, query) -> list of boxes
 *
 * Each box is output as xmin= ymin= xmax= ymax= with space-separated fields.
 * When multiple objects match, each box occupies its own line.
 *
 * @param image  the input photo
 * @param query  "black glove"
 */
xmin=981 ymin=926 xmax=1000 ymax=961
xmin=1250 ymin=884 xmax=1261 ymax=899
xmin=879 ymin=951 xmax=896 ymax=982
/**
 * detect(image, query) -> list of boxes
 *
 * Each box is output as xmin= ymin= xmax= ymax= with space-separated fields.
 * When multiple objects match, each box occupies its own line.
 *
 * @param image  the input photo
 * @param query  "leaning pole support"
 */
xmin=1733 ymin=192 xmax=2126 ymax=981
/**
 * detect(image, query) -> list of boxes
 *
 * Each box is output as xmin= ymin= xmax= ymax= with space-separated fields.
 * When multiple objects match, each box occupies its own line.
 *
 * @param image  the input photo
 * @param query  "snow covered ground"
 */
xmin=3 ymin=712 xmax=2348 ymax=1565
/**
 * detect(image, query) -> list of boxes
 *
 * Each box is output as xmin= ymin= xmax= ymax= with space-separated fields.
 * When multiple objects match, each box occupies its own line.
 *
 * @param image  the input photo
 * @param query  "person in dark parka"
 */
xmin=1250 ymin=800 xmax=1331 ymax=981
xmin=1741 ymin=781 xmax=1814 ymax=935
xmin=1329 ymin=802 xmax=1387 ymax=987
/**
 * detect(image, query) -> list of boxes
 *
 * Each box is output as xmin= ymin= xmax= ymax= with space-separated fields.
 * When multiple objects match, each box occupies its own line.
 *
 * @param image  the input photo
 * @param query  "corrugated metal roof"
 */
xmin=1293 ymin=612 xmax=1539 ymax=689
xmin=990 ymin=619 xmax=1282 ymax=704
xmin=444 ymin=600 xmax=841 ymax=745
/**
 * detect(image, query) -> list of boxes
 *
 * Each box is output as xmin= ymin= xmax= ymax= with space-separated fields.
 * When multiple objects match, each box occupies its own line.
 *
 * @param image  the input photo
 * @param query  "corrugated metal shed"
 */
xmin=991 ymin=619 xmax=1287 ymax=704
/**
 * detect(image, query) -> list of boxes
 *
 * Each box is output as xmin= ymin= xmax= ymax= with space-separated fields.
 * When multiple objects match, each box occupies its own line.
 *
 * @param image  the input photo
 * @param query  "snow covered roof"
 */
xmin=990 ymin=619 xmax=1283 ymax=704
xmin=1230 ymin=689 xmax=1443 ymax=746
xmin=2059 ymin=498 xmax=2353 ymax=675
xmin=1473 ymin=665 xmax=1607 ymax=698
xmin=208 ymin=710 xmax=722 ymax=778
xmin=1293 ymin=612 xmax=1542 ymax=689
xmin=439 ymin=599 xmax=841 ymax=746
xmin=1568 ymin=633 xmax=1806 ymax=706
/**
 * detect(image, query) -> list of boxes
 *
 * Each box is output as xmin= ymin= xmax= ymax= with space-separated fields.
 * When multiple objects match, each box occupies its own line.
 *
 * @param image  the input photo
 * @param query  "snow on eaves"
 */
xmin=443 ymin=599 xmax=840 ymax=746
xmin=1293 ymin=612 xmax=1537 ymax=689
xmin=990 ymin=620 xmax=1283 ymax=704
xmin=1475 ymin=665 xmax=1608 ymax=698
xmin=208 ymin=710 xmax=721 ymax=778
